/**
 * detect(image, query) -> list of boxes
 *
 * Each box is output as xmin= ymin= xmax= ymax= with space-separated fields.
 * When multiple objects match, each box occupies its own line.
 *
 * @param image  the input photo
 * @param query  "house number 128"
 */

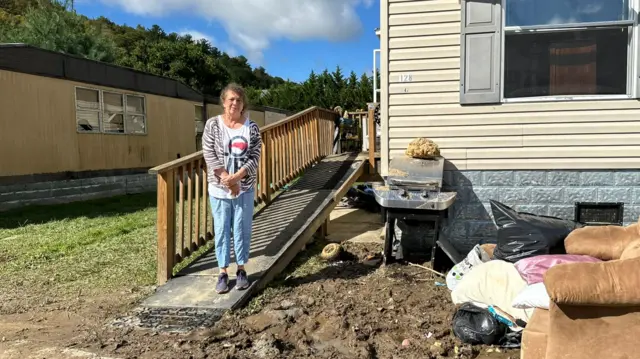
xmin=399 ymin=74 xmax=413 ymax=82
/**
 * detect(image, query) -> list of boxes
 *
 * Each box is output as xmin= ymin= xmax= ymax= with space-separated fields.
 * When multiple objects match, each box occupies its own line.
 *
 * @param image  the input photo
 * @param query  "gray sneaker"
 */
xmin=216 ymin=273 xmax=229 ymax=294
xmin=236 ymin=269 xmax=250 ymax=290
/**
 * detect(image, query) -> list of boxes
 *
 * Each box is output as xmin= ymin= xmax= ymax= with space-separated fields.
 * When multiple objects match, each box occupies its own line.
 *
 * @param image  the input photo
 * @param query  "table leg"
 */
xmin=383 ymin=215 xmax=395 ymax=265
xmin=430 ymin=212 xmax=443 ymax=270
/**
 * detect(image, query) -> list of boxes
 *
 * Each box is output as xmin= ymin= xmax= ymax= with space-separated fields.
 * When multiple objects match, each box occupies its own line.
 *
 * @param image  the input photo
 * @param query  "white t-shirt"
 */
xmin=209 ymin=116 xmax=252 ymax=199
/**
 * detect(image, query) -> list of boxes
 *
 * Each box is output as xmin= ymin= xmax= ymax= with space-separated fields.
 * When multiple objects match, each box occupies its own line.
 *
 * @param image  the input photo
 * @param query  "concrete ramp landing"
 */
xmin=140 ymin=153 xmax=366 ymax=318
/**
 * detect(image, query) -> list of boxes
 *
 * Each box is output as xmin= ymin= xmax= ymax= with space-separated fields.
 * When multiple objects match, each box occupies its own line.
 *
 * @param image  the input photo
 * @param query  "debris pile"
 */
xmin=405 ymin=138 xmax=441 ymax=159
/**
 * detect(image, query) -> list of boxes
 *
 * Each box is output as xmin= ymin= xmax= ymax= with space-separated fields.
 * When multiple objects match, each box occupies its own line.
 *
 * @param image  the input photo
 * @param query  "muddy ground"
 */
xmin=0 ymin=242 xmax=517 ymax=359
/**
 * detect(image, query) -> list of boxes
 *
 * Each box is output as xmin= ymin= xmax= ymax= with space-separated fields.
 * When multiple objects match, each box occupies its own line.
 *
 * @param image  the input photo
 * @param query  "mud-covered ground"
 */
xmin=0 ymin=242 xmax=517 ymax=359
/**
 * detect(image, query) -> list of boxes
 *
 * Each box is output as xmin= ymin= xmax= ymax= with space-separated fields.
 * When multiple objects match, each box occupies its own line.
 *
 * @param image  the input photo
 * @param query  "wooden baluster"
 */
xmin=186 ymin=162 xmax=193 ymax=254
xmin=311 ymin=116 xmax=316 ymax=161
xmin=265 ymin=130 xmax=273 ymax=203
xmin=202 ymin=164 xmax=209 ymax=241
xmin=294 ymin=119 xmax=299 ymax=175
xmin=177 ymin=166 xmax=185 ymax=260
xmin=305 ymin=116 xmax=311 ymax=166
xmin=313 ymin=114 xmax=319 ymax=160
xmin=260 ymin=134 xmax=268 ymax=202
xmin=300 ymin=117 xmax=306 ymax=168
xmin=273 ymin=127 xmax=278 ymax=187
xmin=323 ymin=116 xmax=327 ymax=156
xmin=368 ymin=105 xmax=376 ymax=172
xmin=276 ymin=126 xmax=282 ymax=187
xmin=157 ymin=169 xmax=175 ymax=285
xmin=274 ymin=127 xmax=280 ymax=188
xmin=326 ymin=117 xmax=330 ymax=155
xmin=288 ymin=122 xmax=293 ymax=181
xmin=280 ymin=125 xmax=286 ymax=184
xmin=194 ymin=158 xmax=201 ymax=247
xmin=280 ymin=126 xmax=287 ymax=186
xmin=318 ymin=112 xmax=327 ymax=157
xmin=298 ymin=119 xmax=303 ymax=172
xmin=309 ymin=115 xmax=316 ymax=161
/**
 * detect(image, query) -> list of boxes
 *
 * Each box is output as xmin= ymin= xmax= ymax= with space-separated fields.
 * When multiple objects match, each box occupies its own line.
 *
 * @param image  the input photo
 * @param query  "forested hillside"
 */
xmin=0 ymin=0 xmax=377 ymax=111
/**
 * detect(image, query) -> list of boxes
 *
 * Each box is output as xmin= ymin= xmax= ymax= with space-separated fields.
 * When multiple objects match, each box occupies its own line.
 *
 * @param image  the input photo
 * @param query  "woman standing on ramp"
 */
xmin=202 ymin=83 xmax=262 ymax=294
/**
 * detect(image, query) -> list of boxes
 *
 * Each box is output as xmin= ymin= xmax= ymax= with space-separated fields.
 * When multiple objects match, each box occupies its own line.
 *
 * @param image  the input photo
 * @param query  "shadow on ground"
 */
xmin=0 ymin=192 xmax=157 ymax=229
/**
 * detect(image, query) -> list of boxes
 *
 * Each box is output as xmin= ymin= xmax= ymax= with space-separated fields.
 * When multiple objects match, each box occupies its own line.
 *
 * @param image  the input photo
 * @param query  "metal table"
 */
xmin=373 ymin=183 xmax=457 ymax=265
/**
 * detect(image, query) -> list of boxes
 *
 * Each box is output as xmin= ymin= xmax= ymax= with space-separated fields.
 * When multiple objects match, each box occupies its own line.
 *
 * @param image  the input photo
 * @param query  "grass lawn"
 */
xmin=0 ymin=176 xmax=305 ymax=302
xmin=0 ymin=192 xmax=159 ymax=301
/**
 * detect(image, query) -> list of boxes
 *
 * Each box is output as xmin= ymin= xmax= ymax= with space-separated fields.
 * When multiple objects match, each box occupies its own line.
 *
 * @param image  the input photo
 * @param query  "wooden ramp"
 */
xmin=141 ymin=153 xmax=366 ymax=315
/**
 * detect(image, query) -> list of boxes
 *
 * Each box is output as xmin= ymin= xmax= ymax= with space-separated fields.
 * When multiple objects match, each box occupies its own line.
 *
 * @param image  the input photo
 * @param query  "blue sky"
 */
xmin=74 ymin=0 xmax=381 ymax=83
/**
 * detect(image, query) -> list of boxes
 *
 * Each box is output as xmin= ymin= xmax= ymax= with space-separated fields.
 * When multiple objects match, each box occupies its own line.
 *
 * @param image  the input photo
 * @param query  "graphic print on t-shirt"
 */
xmin=225 ymin=134 xmax=249 ymax=175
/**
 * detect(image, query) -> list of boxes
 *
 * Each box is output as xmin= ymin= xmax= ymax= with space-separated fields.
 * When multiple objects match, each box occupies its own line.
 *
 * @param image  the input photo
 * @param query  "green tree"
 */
xmin=1 ymin=0 xmax=117 ymax=62
xmin=0 ymin=0 xmax=377 ymax=111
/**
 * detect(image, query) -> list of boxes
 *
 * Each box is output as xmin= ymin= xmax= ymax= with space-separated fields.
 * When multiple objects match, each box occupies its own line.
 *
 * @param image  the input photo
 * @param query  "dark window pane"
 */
xmin=506 ymin=0 xmax=629 ymax=27
xmin=504 ymin=27 xmax=628 ymax=98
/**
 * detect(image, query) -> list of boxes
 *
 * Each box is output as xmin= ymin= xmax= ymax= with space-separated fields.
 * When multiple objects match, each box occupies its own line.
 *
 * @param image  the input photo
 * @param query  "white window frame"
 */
xmin=74 ymin=86 xmax=147 ymax=135
xmin=102 ymin=91 xmax=126 ymax=134
xmin=125 ymin=94 xmax=147 ymax=135
xmin=499 ymin=0 xmax=639 ymax=103
xmin=74 ymin=86 xmax=102 ymax=133
xmin=194 ymin=103 xmax=204 ymax=122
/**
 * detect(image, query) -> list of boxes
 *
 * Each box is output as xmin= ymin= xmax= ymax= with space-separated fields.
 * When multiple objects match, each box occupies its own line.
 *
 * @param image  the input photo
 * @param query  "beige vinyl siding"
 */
xmin=0 ymin=69 xmax=196 ymax=177
xmin=383 ymin=0 xmax=640 ymax=173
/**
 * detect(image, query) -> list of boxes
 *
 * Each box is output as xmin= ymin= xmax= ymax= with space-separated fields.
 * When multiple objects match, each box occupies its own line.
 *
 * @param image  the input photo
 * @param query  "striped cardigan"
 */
xmin=202 ymin=115 xmax=262 ymax=193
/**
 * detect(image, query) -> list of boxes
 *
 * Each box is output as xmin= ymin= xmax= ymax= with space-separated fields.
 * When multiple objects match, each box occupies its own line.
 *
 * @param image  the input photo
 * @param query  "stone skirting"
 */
xmin=0 ymin=173 xmax=155 ymax=211
xmin=439 ymin=170 xmax=640 ymax=253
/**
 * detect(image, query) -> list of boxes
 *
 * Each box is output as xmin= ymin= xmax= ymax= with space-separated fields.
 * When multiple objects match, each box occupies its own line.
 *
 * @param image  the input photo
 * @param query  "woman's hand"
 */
xmin=218 ymin=171 xmax=230 ymax=182
xmin=229 ymin=182 xmax=241 ymax=197
xmin=221 ymin=173 xmax=240 ymax=187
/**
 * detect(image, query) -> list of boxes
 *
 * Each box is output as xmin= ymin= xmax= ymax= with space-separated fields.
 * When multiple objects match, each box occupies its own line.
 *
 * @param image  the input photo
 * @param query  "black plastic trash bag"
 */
xmin=499 ymin=330 xmax=523 ymax=349
xmin=490 ymin=200 xmax=582 ymax=263
xmin=341 ymin=184 xmax=380 ymax=213
xmin=452 ymin=302 xmax=507 ymax=345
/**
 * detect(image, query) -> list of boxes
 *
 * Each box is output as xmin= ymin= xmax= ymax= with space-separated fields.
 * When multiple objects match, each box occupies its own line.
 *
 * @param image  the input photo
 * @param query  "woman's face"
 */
xmin=224 ymin=90 xmax=244 ymax=118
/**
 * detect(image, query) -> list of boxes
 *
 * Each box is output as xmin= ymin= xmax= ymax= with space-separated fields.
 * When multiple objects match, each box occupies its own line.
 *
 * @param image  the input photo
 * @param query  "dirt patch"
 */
xmin=0 ymin=242 xmax=517 ymax=359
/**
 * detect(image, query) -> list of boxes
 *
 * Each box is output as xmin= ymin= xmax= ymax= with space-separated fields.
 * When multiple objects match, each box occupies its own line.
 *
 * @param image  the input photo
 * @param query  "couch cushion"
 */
xmin=564 ymin=224 xmax=639 ymax=260
xmin=621 ymin=239 xmax=640 ymax=260
xmin=521 ymin=309 xmax=549 ymax=359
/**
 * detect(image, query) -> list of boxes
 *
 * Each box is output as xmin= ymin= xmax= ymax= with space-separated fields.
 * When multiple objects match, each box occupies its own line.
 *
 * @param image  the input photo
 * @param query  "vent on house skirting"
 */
xmin=574 ymin=202 xmax=624 ymax=226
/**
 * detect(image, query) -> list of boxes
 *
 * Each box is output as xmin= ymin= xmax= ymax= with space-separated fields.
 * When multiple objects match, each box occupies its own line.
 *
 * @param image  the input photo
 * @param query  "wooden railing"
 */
xmin=338 ymin=110 xmax=367 ymax=153
xmin=149 ymin=106 xmax=338 ymax=284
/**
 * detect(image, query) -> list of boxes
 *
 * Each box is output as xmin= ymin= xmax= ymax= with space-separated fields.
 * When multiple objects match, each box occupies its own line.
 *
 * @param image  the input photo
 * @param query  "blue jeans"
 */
xmin=209 ymin=189 xmax=254 ymax=269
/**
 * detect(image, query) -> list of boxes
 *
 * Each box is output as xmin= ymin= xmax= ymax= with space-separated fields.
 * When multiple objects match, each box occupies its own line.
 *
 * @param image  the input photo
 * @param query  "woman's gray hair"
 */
xmin=220 ymin=83 xmax=248 ymax=115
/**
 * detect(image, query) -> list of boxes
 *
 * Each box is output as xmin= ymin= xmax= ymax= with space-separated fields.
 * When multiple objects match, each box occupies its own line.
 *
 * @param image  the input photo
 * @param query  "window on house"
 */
xmin=504 ymin=0 xmax=631 ymax=99
xmin=103 ymin=91 xmax=125 ymax=133
xmin=195 ymin=104 xmax=204 ymax=122
xmin=74 ymin=87 xmax=147 ymax=135
xmin=459 ymin=0 xmax=636 ymax=104
xmin=75 ymin=88 xmax=101 ymax=132
xmin=125 ymin=95 xmax=146 ymax=134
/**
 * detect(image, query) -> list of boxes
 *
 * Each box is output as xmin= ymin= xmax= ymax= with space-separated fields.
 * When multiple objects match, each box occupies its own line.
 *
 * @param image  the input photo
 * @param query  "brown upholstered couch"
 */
xmin=521 ymin=223 xmax=640 ymax=359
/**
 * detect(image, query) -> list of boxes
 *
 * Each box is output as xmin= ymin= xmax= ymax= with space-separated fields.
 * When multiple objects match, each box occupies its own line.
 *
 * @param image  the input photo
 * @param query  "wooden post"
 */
xmin=157 ymin=170 xmax=176 ymax=285
xmin=322 ymin=218 xmax=329 ymax=237
xmin=367 ymin=103 xmax=377 ymax=173
xmin=314 ymin=218 xmax=329 ymax=241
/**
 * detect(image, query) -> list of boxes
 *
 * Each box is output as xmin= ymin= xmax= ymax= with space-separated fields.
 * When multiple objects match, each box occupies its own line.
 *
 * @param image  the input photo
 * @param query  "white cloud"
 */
xmin=101 ymin=0 xmax=371 ymax=64
xmin=178 ymin=30 xmax=215 ymax=44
